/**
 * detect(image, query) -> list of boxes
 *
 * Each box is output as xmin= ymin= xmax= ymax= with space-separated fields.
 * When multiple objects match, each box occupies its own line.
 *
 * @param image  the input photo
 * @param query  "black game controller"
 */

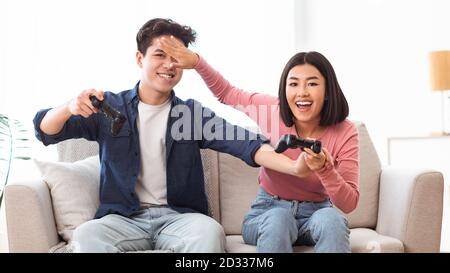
xmin=274 ymin=134 xmax=322 ymax=154
xmin=90 ymin=96 xmax=127 ymax=136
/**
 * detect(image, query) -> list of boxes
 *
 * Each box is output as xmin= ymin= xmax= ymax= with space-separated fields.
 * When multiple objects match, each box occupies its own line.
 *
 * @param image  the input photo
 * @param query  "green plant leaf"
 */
xmin=1 ymin=113 xmax=31 ymax=208
xmin=14 ymin=156 xmax=31 ymax=160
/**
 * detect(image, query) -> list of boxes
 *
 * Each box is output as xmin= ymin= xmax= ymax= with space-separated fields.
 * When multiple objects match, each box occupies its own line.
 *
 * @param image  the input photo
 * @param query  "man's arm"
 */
xmin=191 ymin=101 xmax=310 ymax=177
xmin=40 ymin=89 xmax=104 ymax=135
xmin=39 ymin=102 xmax=74 ymax=135
xmin=34 ymin=89 xmax=104 ymax=145
xmin=254 ymin=144 xmax=311 ymax=178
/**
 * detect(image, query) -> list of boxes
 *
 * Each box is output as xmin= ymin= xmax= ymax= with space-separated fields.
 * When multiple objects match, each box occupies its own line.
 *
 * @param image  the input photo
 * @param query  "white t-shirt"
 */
xmin=135 ymin=98 xmax=171 ymax=206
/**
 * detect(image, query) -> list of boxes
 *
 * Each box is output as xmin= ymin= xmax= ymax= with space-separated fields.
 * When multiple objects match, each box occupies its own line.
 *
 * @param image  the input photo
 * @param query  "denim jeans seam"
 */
xmin=113 ymin=235 xmax=152 ymax=249
xmin=154 ymin=232 xmax=186 ymax=252
xmin=242 ymin=204 xmax=269 ymax=245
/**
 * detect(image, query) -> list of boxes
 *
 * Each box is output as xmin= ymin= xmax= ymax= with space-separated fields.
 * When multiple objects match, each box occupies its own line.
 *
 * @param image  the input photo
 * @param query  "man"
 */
xmin=33 ymin=18 xmax=308 ymax=253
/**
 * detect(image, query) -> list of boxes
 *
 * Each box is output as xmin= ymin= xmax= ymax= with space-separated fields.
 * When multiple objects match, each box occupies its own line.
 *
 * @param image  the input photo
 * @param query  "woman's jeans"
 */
xmin=242 ymin=187 xmax=350 ymax=253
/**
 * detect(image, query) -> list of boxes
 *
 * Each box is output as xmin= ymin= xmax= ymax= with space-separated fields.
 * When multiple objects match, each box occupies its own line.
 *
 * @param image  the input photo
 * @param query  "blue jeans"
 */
xmin=242 ymin=187 xmax=350 ymax=253
xmin=72 ymin=206 xmax=225 ymax=253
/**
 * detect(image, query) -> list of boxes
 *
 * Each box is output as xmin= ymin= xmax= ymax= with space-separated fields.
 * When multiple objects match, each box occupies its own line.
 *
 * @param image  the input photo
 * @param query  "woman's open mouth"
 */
xmin=295 ymin=100 xmax=313 ymax=112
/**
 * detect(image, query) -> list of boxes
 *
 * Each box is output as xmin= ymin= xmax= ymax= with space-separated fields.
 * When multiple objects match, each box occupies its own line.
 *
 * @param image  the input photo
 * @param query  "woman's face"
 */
xmin=285 ymin=64 xmax=326 ymax=125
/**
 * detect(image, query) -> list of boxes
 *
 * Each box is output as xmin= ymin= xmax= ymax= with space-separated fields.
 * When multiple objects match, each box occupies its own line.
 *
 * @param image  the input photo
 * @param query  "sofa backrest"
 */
xmin=346 ymin=121 xmax=381 ymax=229
xmin=57 ymin=138 xmax=99 ymax=163
xmin=217 ymin=152 xmax=259 ymax=234
xmin=56 ymin=121 xmax=381 ymax=233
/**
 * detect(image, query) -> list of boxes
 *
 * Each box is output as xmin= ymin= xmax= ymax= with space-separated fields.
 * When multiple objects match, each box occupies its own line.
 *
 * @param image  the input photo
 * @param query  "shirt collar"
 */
xmin=126 ymin=81 xmax=176 ymax=107
xmin=126 ymin=82 xmax=140 ymax=105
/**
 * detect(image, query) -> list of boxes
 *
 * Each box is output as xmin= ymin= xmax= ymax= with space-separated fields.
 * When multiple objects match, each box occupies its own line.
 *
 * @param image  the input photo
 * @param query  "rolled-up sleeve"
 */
xmin=33 ymin=108 xmax=99 ymax=146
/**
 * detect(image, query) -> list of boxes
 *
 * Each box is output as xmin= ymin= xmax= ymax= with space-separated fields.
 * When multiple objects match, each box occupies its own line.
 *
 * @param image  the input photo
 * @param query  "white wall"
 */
xmin=2 ymin=0 xmax=449 ymax=252
xmin=0 ymin=0 xmax=144 ymax=119
xmin=3 ymin=0 xmax=450 ymax=161
xmin=0 ymin=2 xmax=6 ymax=112
xmin=299 ymin=0 xmax=450 ymax=252
xmin=0 ymin=0 xmax=295 ymax=160
xmin=146 ymin=0 xmax=296 ymax=127
xmin=1 ymin=0 xmax=295 ymax=252
xmin=298 ymin=0 xmax=450 ymax=164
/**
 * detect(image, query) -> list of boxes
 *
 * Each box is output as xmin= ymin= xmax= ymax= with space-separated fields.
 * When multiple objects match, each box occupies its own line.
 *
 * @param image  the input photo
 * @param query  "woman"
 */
xmin=158 ymin=37 xmax=359 ymax=253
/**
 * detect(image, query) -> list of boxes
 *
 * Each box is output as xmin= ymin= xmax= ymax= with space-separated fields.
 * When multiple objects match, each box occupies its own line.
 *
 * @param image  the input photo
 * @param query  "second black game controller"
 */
xmin=90 ymin=96 xmax=127 ymax=136
xmin=274 ymin=134 xmax=322 ymax=154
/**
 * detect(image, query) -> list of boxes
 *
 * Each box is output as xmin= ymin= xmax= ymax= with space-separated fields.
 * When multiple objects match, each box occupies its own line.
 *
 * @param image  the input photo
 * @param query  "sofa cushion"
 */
xmin=349 ymin=228 xmax=404 ymax=253
xmin=225 ymin=228 xmax=404 ymax=253
xmin=226 ymin=235 xmax=313 ymax=253
xmin=34 ymin=156 xmax=100 ymax=242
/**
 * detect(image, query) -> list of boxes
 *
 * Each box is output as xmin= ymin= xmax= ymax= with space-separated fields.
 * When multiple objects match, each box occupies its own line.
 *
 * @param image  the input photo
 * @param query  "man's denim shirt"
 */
xmin=33 ymin=83 xmax=268 ymax=219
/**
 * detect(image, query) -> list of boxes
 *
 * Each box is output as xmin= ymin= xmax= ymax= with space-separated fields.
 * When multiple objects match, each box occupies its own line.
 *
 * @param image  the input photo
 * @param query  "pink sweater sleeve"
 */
xmin=194 ymin=56 xmax=278 ymax=113
xmin=315 ymin=123 xmax=360 ymax=213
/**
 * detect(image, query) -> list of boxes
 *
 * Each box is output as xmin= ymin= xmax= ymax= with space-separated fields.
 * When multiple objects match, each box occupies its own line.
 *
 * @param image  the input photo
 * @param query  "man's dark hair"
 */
xmin=136 ymin=18 xmax=197 ymax=55
xmin=278 ymin=51 xmax=349 ymax=127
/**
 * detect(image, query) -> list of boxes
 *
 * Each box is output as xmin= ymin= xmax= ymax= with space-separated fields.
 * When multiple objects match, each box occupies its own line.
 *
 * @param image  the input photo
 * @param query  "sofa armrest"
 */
xmin=376 ymin=167 xmax=443 ymax=252
xmin=5 ymin=175 xmax=60 ymax=252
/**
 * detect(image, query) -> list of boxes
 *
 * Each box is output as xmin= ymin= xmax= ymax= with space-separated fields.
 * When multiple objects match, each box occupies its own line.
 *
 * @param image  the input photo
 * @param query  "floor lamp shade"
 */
xmin=430 ymin=51 xmax=450 ymax=91
xmin=430 ymin=50 xmax=450 ymax=135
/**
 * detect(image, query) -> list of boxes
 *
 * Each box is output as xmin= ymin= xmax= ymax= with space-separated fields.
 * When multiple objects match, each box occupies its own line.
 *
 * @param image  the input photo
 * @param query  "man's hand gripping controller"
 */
xmin=89 ymin=96 xmax=127 ymax=136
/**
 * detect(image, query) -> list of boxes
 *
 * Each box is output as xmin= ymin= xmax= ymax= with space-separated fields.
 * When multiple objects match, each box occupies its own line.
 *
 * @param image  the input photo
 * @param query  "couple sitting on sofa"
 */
xmin=33 ymin=18 xmax=359 ymax=253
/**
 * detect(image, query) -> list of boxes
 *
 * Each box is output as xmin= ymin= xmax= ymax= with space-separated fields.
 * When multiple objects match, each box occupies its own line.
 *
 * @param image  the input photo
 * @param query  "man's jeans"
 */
xmin=242 ymin=187 xmax=350 ymax=253
xmin=72 ymin=206 xmax=225 ymax=253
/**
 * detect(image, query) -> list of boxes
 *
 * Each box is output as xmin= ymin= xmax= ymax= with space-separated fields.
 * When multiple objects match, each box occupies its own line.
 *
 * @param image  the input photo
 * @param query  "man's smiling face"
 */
xmin=137 ymin=35 xmax=183 ymax=95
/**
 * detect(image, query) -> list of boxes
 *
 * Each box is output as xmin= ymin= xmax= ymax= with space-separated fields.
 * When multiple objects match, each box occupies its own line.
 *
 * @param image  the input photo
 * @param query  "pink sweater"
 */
xmin=195 ymin=57 xmax=360 ymax=213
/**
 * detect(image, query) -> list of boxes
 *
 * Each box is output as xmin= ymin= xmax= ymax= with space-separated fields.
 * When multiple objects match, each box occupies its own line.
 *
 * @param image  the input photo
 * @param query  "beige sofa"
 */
xmin=4 ymin=122 xmax=444 ymax=252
